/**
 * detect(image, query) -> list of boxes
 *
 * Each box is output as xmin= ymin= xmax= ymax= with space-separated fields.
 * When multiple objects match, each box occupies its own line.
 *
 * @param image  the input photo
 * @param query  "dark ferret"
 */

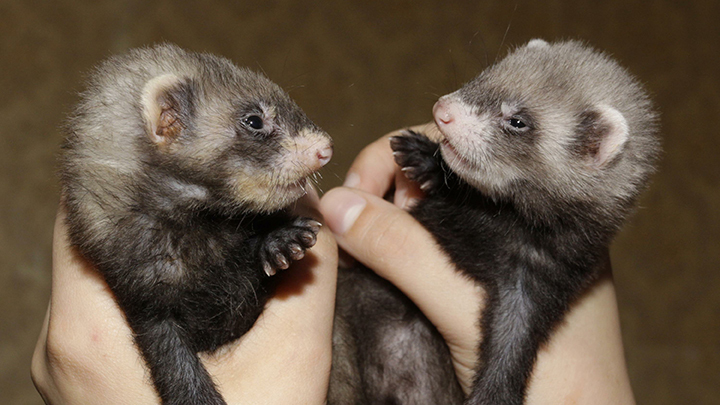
xmin=330 ymin=39 xmax=659 ymax=404
xmin=60 ymin=44 xmax=332 ymax=404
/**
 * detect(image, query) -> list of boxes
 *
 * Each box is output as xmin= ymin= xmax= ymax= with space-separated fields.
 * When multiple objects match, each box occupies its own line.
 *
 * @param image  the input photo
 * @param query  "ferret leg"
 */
xmin=257 ymin=216 xmax=322 ymax=276
xmin=467 ymin=277 xmax=564 ymax=405
xmin=132 ymin=318 xmax=227 ymax=405
xmin=390 ymin=130 xmax=448 ymax=194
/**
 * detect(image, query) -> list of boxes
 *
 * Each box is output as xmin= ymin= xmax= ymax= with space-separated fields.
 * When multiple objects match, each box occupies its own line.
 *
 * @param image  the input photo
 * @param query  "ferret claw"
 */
xmin=289 ymin=244 xmax=306 ymax=260
xmin=276 ymin=255 xmax=289 ymax=270
xmin=300 ymin=231 xmax=317 ymax=247
xmin=264 ymin=262 xmax=276 ymax=277
xmin=260 ymin=216 xmax=321 ymax=277
xmin=389 ymin=131 xmax=444 ymax=194
xmin=307 ymin=220 xmax=322 ymax=233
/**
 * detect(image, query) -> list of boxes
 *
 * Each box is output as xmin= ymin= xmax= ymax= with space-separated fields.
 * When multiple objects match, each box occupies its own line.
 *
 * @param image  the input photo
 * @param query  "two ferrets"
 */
xmin=60 ymin=44 xmax=332 ymax=404
xmin=61 ymin=39 xmax=658 ymax=405
xmin=331 ymin=39 xmax=659 ymax=405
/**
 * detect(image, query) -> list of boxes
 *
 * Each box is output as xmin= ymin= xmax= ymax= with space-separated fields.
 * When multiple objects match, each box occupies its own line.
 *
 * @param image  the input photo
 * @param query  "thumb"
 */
xmin=318 ymin=186 xmax=484 ymax=387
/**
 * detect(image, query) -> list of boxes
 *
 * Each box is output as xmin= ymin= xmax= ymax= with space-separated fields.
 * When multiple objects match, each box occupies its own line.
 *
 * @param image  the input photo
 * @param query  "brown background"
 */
xmin=1 ymin=1 xmax=718 ymax=404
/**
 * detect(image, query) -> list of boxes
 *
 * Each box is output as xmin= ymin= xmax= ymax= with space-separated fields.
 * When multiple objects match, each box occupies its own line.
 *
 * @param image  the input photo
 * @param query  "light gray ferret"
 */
xmin=60 ymin=44 xmax=332 ymax=405
xmin=329 ymin=39 xmax=660 ymax=405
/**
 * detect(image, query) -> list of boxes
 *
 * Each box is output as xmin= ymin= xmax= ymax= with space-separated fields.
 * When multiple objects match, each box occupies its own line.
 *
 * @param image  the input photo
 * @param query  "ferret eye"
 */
xmin=509 ymin=118 xmax=527 ymax=129
xmin=243 ymin=115 xmax=264 ymax=130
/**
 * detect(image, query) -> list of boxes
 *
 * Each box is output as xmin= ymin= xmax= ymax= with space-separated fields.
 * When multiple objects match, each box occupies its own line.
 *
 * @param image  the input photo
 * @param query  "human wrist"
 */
xmin=526 ymin=278 xmax=635 ymax=405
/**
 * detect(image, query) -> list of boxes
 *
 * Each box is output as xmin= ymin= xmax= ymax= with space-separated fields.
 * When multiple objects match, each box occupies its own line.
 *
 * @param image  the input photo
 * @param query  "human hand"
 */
xmin=31 ymin=190 xmax=337 ymax=404
xmin=319 ymin=124 xmax=636 ymax=404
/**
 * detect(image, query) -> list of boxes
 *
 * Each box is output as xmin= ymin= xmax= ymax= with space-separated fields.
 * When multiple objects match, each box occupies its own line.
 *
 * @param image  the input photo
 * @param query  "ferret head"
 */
xmin=73 ymin=44 xmax=332 ymax=214
xmin=433 ymin=39 xmax=660 ymax=224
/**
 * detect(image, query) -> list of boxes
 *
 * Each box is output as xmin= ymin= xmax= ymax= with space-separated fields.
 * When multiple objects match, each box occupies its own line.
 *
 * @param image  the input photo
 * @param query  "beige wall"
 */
xmin=1 ymin=1 xmax=718 ymax=403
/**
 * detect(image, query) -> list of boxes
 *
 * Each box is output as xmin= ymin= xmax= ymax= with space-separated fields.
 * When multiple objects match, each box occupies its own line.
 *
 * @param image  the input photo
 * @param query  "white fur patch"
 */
xmin=500 ymin=101 xmax=514 ymax=117
xmin=167 ymin=178 xmax=209 ymax=201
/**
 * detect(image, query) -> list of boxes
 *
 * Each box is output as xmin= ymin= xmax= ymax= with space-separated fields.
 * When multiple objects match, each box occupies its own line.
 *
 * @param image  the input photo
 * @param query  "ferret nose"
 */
xmin=317 ymin=145 xmax=333 ymax=167
xmin=433 ymin=98 xmax=455 ymax=126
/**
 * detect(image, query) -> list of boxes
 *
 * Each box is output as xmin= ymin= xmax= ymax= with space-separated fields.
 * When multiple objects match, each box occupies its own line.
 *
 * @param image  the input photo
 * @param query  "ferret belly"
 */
xmin=330 ymin=265 xmax=465 ymax=405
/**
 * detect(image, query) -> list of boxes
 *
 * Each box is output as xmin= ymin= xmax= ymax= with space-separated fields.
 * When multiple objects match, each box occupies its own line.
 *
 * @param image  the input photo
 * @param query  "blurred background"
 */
xmin=1 ymin=0 xmax=717 ymax=403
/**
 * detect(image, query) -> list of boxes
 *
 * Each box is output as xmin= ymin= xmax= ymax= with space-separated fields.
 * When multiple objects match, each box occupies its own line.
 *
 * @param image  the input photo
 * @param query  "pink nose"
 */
xmin=316 ymin=145 xmax=333 ymax=167
xmin=433 ymin=98 xmax=455 ymax=126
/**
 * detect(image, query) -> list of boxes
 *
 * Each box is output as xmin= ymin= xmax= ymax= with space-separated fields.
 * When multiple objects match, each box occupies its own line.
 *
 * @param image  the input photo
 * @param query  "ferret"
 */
xmin=59 ymin=44 xmax=333 ymax=405
xmin=330 ymin=39 xmax=659 ymax=405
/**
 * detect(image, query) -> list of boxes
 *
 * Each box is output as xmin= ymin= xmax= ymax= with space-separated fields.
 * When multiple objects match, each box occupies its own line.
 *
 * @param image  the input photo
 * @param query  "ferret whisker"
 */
xmin=495 ymin=3 xmax=518 ymax=64
xmin=470 ymin=29 xmax=490 ymax=69
xmin=254 ymin=60 xmax=269 ymax=79
xmin=279 ymin=52 xmax=290 ymax=84
xmin=286 ymin=71 xmax=310 ymax=86
xmin=424 ymin=91 xmax=443 ymax=99
xmin=449 ymin=47 xmax=459 ymax=90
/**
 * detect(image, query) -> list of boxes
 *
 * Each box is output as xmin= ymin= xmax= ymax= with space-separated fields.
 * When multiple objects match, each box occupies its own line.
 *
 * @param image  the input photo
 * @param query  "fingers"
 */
xmin=318 ymin=187 xmax=483 ymax=367
xmin=326 ymin=125 xmax=483 ymax=392
xmin=343 ymin=123 xmax=438 ymax=195
xmin=342 ymin=125 xmax=435 ymax=209
xmin=49 ymin=207 xmax=139 ymax=358
xmin=393 ymin=167 xmax=425 ymax=210
xmin=319 ymin=187 xmax=483 ymax=392
xmin=31 ymin=305 xmax=54 ymax=403
xmin=41 ymin=207 xmax=159 ymax=403
xmin=42 ymin=204 xmax=338 ymax=404
xmin=342 ymin=135 xmax=397 ymax=195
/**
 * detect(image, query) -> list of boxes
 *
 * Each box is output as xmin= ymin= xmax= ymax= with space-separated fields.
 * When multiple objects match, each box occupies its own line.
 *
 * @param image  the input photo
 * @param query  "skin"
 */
xmin=318 ymin=123 xmax=637 ymax=405
xmin=31 ymin=190 xmax=338 ymax=405
xmin=32 ymin=124 xmax=636 ymax=404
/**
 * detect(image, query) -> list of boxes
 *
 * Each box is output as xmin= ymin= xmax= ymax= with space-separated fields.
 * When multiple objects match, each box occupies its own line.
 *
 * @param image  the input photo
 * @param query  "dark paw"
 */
xmin=389 ymin=130 xmax=443 ymax=192
xmin=260 ymin=217 xmax=321 ymax=276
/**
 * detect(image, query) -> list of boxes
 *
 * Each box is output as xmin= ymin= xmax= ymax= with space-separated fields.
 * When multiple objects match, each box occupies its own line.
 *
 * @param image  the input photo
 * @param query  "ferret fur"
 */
xmin=60 ymin=44 xmax=332 ymax=405
xmin=330 ymin=39 xmax=659 ymax=405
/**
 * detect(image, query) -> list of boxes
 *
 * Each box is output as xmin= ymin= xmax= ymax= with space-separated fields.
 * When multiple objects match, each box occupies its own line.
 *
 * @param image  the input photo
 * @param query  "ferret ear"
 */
xmin=582 ymin=105 xmax=629 ymax=169
xmin=526 ymin=39 xmax=550 ymax=49
xmin=141 ymin=74 xmax=194 ymax=146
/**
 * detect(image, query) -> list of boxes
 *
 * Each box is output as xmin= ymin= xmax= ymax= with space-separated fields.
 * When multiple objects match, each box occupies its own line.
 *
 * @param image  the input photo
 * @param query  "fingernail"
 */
xmin=322 ymin=188 xmax=367 ymax=235
xmin=343 ymin=172 xmax=360 ymax=188
xmin=394 ymin=187 xmax=418 ymax=210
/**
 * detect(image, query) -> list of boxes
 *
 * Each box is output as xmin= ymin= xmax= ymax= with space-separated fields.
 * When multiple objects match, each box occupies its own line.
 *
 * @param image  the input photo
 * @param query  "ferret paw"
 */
xmin=389 ymin=130 xmax=444 ymax=193
xmin=260 ymin=217 xmax=321 ymax=277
